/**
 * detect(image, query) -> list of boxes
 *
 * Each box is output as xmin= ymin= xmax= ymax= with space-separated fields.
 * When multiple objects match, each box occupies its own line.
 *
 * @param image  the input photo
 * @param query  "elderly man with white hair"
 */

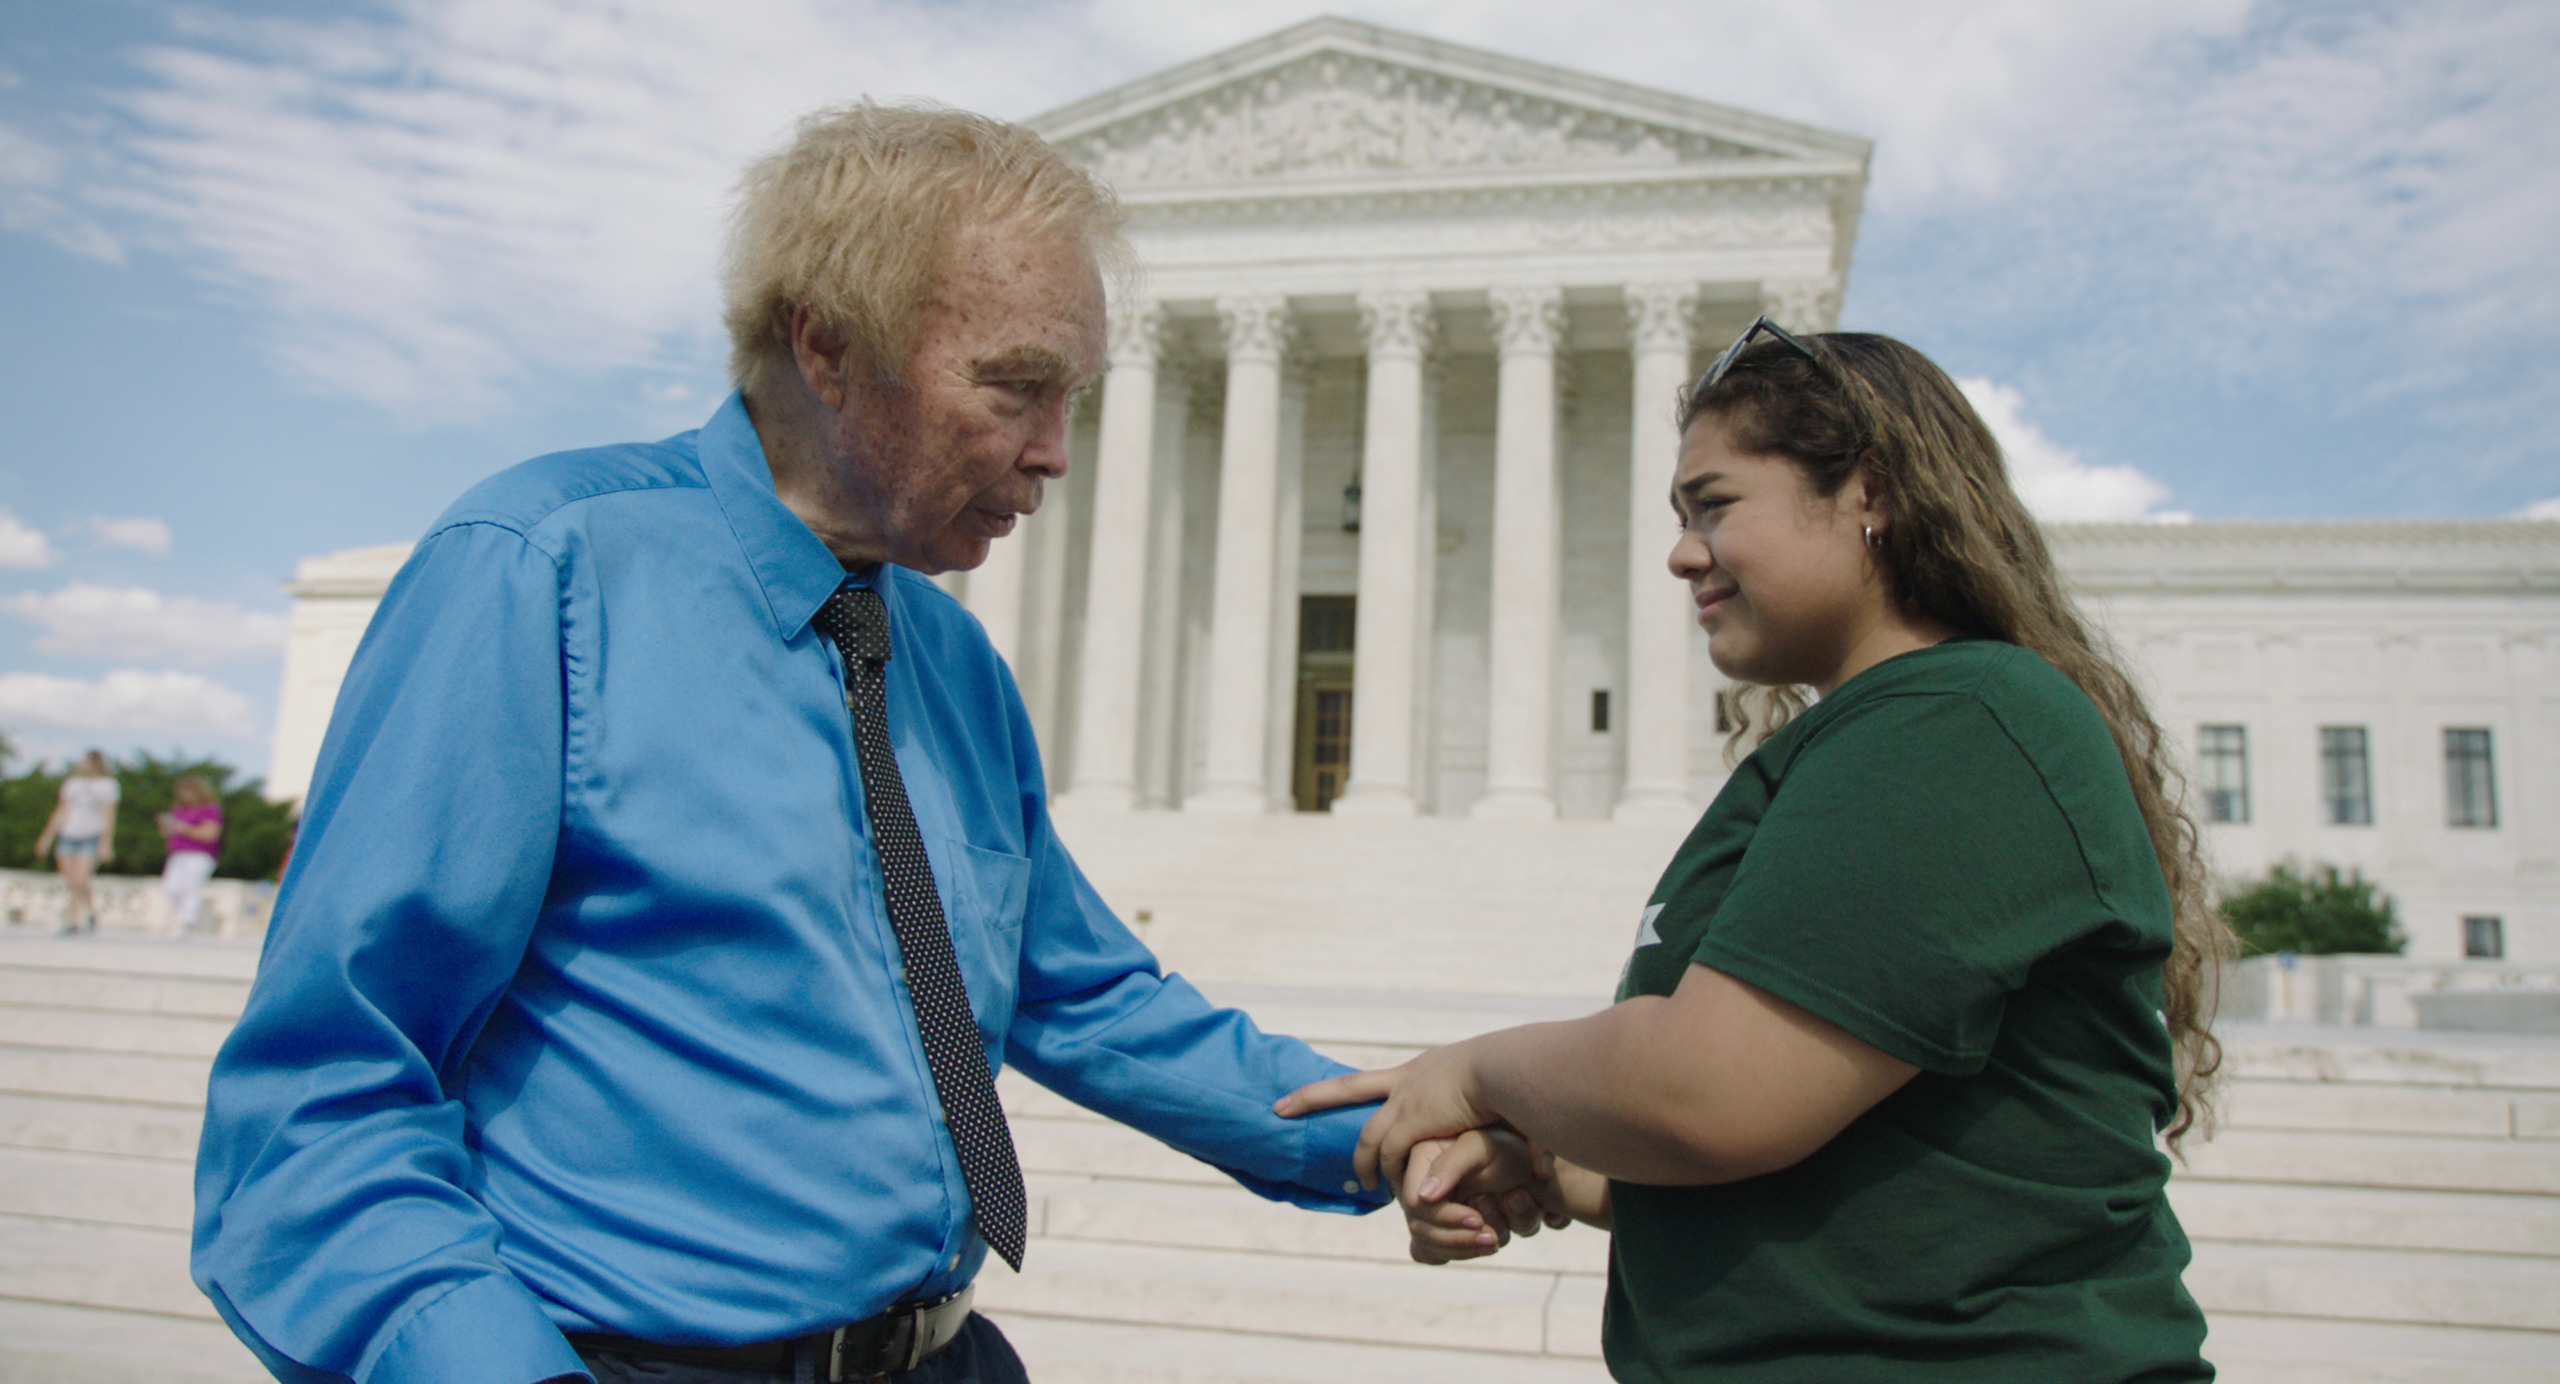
xmin=192 ymin=105 xmax=1520 ymax=1384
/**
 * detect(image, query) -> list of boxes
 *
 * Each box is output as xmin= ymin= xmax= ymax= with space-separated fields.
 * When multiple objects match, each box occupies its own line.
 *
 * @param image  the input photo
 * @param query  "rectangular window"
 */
xmin=2197 ymin=725 xmax=2250 ymax=823
xmin=2463 ymin=915 xmax=2505 ymax=959
xmin=2445 ymin=728 xmax=2498 ymax=828
xmin=1590 ymin=689 xmax=1611 ymax=734
xmin=2320 ymin=726 xmax=2373 ymax=825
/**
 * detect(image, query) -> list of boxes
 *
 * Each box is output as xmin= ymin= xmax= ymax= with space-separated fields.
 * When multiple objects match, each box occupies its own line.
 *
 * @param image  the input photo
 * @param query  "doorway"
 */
xmin=1292 ymin=595 xmax=1356 ymax=811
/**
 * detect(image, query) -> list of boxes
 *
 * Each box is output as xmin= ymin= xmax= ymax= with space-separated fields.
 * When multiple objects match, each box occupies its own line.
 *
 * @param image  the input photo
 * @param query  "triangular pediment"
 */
xmin=1030 ymin=17 xmax=1869 ymax=191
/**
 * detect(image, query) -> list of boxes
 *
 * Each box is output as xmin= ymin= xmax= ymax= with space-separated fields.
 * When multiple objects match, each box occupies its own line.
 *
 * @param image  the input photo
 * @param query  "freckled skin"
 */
xmin=1667 ymin=417 xmax=1951 ymax=696
xmin=755 ymin=222 xmax=1109 ymax=574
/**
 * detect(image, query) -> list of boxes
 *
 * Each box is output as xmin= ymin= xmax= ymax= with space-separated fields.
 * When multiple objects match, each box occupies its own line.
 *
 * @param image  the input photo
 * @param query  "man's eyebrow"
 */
xmin=970 ymin=346 xmax=1077 ymax=381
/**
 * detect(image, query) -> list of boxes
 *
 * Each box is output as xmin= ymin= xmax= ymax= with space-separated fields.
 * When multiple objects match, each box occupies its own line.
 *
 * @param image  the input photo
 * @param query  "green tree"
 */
xmin=0 ymin=751 xmax=295 ymax=882
xmin=0 ymin=762 xmax=66 ymax=871
xmin=2220 ymin=860 xmax=2405 ymax=956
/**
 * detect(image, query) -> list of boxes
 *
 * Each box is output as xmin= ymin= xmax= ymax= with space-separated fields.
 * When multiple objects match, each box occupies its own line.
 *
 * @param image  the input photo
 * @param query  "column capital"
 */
xmin=1216 ymin=294 xmax=1294 ymax=365
xmin=1488 ymin=283 xmax=1565 ymax=358
xmin=1624 ymin=281 xmax=1700 ymax=356
xmin=1760 ymin=274 xmax=1843 ymax=334
xmin=1356 ymin=288 xmax=1438 ymax=362
xmin=1107 ymin=298 xmax=1167 ymax=369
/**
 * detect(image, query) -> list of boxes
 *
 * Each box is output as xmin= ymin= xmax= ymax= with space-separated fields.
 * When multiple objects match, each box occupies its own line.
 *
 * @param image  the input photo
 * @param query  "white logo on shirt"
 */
xmin=1634 ymin=902 xmax=1665 ymax=949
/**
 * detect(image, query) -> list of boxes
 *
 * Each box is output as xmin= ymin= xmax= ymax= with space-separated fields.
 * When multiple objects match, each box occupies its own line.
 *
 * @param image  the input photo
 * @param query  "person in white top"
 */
xmin=33 ymin=751 xmax=119 ymax=934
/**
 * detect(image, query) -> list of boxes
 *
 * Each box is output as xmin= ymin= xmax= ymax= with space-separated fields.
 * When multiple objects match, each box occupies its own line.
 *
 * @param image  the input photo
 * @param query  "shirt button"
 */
xmin=1342 ymin=1179 xmax=1361 ymax=1194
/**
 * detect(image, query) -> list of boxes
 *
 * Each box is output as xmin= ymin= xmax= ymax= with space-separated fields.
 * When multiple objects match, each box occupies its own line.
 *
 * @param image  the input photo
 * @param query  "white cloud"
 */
xmin=1958 ymin=378 xmax=2176 ymax=523
xmin=0 ymin=507 xmax=56 ymax=568
xmin=88 ymin=516 xmax=174 ymax=556
xmin=0 ymin=669 xmax=256 ymax=739
xmin=98 ymin=0 xmax=1119 ymax=416
xmin=1 ymin=583 xmax=287 ymax=664
xmin=0 ymin=117 xmax=124 ymax=262
xmin=1912 ymin=1 xmax=2560 ymax=475
xmin=69 ymin=0 xmax=2269 ymax=417
xmin=20 ymin=0 xmax=2549 ymax=492
xmin=2520 ymin=497 xmax=2560 ymax=521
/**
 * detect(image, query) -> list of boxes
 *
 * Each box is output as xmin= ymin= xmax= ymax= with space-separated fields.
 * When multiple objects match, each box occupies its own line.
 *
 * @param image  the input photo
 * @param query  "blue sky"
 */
xmin=1 ymin=0 xmax=2554 ymax=778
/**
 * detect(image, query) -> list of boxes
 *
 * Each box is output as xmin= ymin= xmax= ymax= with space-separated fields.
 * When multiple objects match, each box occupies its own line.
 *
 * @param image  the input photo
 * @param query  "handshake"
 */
xmin=1275 ymin=1041 xmax=1613 ymax=1265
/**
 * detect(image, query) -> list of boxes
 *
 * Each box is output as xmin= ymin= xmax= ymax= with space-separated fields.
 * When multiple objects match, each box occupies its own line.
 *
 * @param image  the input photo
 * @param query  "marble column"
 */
xmin=1136 ymin=362 xmax=1195 ymax=809
xmin=1336 ymin=288 xmax=1436 ymax=816
xmin=1616 ymin=281 xmax=1700 ymax=821
xmin=1188 ymin=294 xmax=1291 ymax=812
xmin=967 ymin=513 xmax=1027 ymax=668
xmin=1474 ymin=283 xmax=1565 ymax=820
xmin=1262 ymin=359 xmax=1312 ymax=812
xmin=1060 ymin=300 xmax=1165 ymax=811
xmin=1762 ymin=274 xmax=1844 ymax=334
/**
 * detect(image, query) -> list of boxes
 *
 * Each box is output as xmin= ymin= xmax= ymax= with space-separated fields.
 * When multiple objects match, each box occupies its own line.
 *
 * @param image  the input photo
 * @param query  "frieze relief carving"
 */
xmin=1073 ymin=54 xmax=1774 ymax=187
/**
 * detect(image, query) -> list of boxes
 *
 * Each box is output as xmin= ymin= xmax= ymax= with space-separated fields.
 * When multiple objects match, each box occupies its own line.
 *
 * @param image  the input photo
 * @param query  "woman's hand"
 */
xmin=1277 ymin=1040 xmax=1498 ymax=1192
xmin=1398 ymin=1128 xmax=1575 ymax=1264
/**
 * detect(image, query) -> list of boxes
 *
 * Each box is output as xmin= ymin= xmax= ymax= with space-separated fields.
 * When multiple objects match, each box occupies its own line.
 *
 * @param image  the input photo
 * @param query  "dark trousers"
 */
xmin=578 ymin=1313 xmax=1030 ymax=1384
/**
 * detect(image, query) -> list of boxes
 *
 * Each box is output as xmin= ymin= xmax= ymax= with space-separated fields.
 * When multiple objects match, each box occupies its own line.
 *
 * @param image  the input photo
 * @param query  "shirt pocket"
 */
xmin=927 ymin=836 xmax=1031 ymax=1055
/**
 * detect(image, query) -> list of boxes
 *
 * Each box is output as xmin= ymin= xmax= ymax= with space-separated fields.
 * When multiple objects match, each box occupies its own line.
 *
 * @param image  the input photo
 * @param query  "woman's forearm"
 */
xmin=1466 ymin=1003 xmax=1759 ymax=1185
xmin=1465 ymin=967 xmax=1919 ymax=1187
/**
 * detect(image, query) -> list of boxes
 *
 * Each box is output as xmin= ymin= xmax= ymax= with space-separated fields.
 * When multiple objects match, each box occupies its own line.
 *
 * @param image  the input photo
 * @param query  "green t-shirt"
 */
xmin=1606 ymin=640 xmax=2209 ymax=1383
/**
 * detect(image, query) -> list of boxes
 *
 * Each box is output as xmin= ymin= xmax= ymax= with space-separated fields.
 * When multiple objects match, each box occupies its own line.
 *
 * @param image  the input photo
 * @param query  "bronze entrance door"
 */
xmin=1292 ymin=596 xmax=1356 ymax=812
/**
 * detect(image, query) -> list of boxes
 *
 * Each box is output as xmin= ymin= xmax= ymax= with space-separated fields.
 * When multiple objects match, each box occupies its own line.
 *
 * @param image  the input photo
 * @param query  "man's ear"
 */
xmin=789 ymin=307 xmax=851 ymax=409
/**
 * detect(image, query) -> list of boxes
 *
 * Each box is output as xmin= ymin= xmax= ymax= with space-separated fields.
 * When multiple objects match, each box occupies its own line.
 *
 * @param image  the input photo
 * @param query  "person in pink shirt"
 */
xmin=157 ymin=775 xmax=223 ymax=934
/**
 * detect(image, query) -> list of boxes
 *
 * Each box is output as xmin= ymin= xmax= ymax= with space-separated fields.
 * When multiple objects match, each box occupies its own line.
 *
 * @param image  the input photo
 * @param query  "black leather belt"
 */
xmin=567 ymin=1285 xmax=974 ymax=1382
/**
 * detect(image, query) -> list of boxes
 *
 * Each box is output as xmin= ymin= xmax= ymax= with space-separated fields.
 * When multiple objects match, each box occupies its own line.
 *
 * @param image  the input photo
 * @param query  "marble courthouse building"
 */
xmin=268 ymin=20 xmax=2559 ymax=964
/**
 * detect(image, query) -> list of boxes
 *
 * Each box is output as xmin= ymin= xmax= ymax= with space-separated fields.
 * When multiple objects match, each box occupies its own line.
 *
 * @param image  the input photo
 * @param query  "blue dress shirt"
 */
xmin=192 ymin=393 xmax=1384 ymax=1384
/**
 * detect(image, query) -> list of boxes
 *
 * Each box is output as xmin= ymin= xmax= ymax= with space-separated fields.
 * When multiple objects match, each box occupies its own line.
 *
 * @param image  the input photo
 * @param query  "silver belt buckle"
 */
xmin=826 ymin=1301 xmax=925 ymax=1383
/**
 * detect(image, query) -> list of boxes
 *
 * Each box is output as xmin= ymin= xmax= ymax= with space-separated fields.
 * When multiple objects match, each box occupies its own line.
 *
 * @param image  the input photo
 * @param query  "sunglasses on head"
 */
xmin=1689 ymin=315 xmax=1821 ymax=408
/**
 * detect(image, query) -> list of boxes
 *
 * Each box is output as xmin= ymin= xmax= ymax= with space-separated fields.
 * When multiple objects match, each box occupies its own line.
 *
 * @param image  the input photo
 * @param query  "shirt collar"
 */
xmin=696 ymin=390 xmax=860 ymax=642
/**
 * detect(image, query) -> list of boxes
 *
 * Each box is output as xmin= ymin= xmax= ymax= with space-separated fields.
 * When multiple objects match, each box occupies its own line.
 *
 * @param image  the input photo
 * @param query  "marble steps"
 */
xmin=0 ymin=1044 xmax=216 ymax=1109
xmin=974 ymin=1237 xmax=1604 ymax=1360
xmin=2198 ymin=1313 xmax=2560 ymax=1384
xmin=0 ymin=1210 xmax=210 ymax=1320
xmin=0 ymin=963 xmax=249 ymax=1022
xmin=2186 ymin=1239 xmax=2560 ymax=1332
xmin=998 ymin=1313 xmax=2560 ymax=1384
xmin=0 ymin=1091 xmax=204 ymax=1162
xmin=1027 ymin=1171 xmax=1607 ymax=1275
xmin=2169 ymin=1180 xmax=2560 ymax=1258
xmin=987 ymin=1313 xmax=1610 ymax=1384
xmin=0 ymin=1299 xmax=265 ymax=1384
xmin=2174 ymin=1127 xmax=2560 ymax=1197
xmin=7 ymin=935 xmax=2560 ymax=1383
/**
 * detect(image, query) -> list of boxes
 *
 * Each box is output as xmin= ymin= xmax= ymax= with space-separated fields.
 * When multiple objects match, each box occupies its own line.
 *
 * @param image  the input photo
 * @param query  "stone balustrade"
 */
xmin=2224 ymin=953 xmax=2560 ymax=1032
xmin=0 ymin=868 xmax=272 ymax=941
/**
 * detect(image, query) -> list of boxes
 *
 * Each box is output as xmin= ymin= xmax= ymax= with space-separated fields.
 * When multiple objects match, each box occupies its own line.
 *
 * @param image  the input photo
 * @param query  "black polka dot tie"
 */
xmin=813 ymin=584 xmax=1028 ymax=1272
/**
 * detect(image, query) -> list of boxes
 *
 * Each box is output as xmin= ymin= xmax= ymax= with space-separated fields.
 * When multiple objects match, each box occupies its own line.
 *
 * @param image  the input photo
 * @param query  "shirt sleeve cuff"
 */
xmin=1222 ymin=1100 xmax=1390 ymax=1214
xmin=362 ymin=1274 xmax=589 ymax=1384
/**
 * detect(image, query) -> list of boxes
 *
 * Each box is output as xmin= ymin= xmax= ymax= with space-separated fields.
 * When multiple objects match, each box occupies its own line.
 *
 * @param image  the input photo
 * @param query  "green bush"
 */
xmin=0 ymin=750 xmax=295 ymax=882
xmin=2220 ymin=860 xmax=2405 ymax=956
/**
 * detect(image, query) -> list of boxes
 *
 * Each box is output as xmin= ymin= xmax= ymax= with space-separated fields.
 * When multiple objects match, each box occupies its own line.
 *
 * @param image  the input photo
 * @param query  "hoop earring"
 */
xmin=1863 ymin=524 xmax=1883 ymax=552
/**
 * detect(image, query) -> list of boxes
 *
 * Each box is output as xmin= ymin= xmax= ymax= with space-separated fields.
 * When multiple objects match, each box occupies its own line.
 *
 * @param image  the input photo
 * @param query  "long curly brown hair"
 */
xmin=1683 ymin=331 xmax=2233 ymax=1147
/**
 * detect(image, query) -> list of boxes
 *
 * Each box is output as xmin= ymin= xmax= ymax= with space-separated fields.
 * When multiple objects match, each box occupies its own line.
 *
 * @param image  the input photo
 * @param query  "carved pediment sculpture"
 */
xmin=1066 ymin=52 xmax=1781 ymax=188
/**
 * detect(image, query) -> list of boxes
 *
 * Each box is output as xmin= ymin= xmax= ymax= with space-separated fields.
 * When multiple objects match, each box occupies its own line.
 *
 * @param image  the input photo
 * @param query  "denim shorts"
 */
xmin=53 ymin=836 xmax=99 ymax=858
